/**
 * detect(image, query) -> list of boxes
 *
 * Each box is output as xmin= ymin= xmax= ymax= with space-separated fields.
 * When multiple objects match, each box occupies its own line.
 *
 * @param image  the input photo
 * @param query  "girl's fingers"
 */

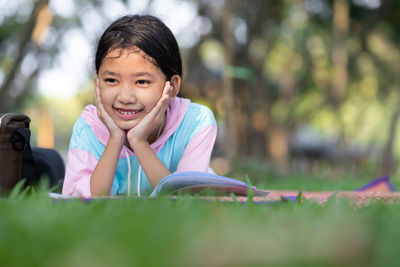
xmin=151 ymin=81 xmax=171 ymax=115
xmin=162 ymin=81 xmax=171 ymax=96
xmin=156 ymin=92 xmax=170 ymax=117
xmin=162 ymin=81 xmax=175 ymax=99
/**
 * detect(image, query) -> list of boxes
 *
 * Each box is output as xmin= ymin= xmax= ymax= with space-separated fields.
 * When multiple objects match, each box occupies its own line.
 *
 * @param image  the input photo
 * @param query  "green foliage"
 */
xmin=227 ymin=158 xmax=277 ymax=185
xmin=0 ymin=20 xmax=22 ymax=44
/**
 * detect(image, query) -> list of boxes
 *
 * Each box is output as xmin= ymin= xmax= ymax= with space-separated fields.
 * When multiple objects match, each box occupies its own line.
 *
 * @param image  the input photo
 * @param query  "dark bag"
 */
xmin=0 ymin=113 xmax=37 ymax=192
xmin=0 ymin=113 xmax=65 ymax=193
xmin=30 ymin=147 xmax=65 ymax=188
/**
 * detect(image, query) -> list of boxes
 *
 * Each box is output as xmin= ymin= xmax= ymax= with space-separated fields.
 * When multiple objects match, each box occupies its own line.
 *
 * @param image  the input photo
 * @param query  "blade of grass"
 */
xmin=245 ymin=174 xmax=254 ymax=205
xmin=8 ymin=179 xmax=27 ymax=200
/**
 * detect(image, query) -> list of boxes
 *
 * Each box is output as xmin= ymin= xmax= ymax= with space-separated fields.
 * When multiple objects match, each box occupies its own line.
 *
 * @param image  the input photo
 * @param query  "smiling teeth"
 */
xmin=120 ymin=110 xmax=137 ymax=115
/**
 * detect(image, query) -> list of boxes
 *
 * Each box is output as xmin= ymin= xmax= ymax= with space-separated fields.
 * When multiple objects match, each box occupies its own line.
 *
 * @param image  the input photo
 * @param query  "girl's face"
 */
xmin=98 ymin=48 xmax=168 ymax=131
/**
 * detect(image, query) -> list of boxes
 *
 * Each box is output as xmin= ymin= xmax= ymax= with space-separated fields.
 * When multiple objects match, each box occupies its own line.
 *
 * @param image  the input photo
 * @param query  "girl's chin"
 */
xmin=116 ymin=120 xmax=138 ymax=130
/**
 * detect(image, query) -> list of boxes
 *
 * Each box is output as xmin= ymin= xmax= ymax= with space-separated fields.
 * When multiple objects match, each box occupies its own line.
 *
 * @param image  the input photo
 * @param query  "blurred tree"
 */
xmin=0 ymin=0 xmax=48 ymax=112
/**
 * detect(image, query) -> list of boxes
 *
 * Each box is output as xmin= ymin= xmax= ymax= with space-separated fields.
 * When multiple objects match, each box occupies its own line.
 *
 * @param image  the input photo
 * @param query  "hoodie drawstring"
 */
xmin=137 ymin=165 xmax=142 ymax=197
xmin=124 ymin=151 xmax=131 ymax=196
xmin=125 ymin=151 xmax=142 ymax=197
xmin=125 ymin=118 xmax=164 ymax=197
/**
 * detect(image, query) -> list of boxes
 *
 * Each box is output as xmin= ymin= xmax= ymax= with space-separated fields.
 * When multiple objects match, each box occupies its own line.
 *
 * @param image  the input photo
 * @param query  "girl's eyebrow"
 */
xmin=101 ymin=70 xmax=120 ymax=77
xmin=101 ymin=70 xmax=155 ymax=78
xmin=131 ymin=72 xmax=155 ymax=78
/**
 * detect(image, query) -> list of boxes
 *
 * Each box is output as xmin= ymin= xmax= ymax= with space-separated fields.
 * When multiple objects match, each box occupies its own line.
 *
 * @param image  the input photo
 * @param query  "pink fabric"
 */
xmin=177 ymin=125 xmax=217 ymax=172
xmin=62 ymin=148 xmax=97 ymax=198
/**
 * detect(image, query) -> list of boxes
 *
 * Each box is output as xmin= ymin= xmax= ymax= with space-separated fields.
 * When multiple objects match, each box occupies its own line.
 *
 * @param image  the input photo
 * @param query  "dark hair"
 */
xmin=95 ymin=15 xmax=182 ymax=80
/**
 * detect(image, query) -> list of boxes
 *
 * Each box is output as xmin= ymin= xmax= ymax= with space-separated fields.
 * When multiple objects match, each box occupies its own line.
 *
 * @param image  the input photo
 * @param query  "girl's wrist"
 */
xmin=108 ymin=134 xmax=125 ymax=147
xmin=128 ymin=138 xmax=149 ymax=151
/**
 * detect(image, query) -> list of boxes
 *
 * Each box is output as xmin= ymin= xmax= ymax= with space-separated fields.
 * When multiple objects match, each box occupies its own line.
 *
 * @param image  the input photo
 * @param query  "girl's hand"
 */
xmin=94 ymin=77 xmax=126 ymax=142
xmin=127 ymin=81 xmax=173 ymax=146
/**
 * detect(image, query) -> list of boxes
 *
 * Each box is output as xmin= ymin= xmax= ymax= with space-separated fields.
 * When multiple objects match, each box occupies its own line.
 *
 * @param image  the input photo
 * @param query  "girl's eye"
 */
xmin=137 ymin=80 xmax=150 ymax=85
xmin=105 ymin=78 xmax=118 ymax=83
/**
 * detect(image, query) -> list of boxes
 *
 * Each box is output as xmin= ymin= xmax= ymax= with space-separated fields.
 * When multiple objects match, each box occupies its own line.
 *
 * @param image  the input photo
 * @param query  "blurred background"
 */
xmin=1 ymin=0 xmax=400 ymax=182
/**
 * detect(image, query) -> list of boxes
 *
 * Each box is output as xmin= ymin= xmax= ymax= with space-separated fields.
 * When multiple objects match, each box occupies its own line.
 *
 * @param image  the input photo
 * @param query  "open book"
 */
xmin=49 ymin=171 xmax=268 ymax=199
xmin=150 ymin=171 xmax=269 ymax=197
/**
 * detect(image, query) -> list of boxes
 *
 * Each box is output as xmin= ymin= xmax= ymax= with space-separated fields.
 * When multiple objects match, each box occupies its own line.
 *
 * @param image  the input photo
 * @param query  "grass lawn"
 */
xmin=1 ymin=170 xmax=400 ymax=267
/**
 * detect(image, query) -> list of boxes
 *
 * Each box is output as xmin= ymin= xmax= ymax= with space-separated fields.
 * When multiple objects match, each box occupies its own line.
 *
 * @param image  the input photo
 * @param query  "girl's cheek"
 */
xmin=100 ymin=92 xmax=112 ymax=105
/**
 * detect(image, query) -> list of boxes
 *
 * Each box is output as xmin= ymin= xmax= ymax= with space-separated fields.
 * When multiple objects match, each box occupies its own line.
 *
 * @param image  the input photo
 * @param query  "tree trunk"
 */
xmin=330 ymin=0 xmax=349 ymax=168
xmin=222 ymin=0 xmax=238 ymax=162
xmin=331 ymin=0 xmax=349 ymax=102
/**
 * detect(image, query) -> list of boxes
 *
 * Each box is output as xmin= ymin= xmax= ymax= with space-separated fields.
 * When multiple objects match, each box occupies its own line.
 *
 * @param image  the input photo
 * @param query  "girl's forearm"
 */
xmin=131 ymin=141 xmax=171 ymax=188
xmin=90 ymin=137 xmax=124 ymax=196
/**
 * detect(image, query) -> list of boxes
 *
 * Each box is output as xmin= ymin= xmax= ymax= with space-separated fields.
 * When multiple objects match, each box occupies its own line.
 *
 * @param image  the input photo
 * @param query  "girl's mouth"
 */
xmin=115 ymin=108 xmax=142 ymax=120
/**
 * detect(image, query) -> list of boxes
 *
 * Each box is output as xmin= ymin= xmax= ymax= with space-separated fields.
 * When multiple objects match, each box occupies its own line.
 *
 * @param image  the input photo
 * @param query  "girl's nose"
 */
xmin=117 ymin=85 xmax=136 ymax=104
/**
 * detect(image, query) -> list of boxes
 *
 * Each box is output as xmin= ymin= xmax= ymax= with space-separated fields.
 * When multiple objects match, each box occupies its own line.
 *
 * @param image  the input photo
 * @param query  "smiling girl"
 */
xmin=62 ymin=15 xmax=217 ymax=197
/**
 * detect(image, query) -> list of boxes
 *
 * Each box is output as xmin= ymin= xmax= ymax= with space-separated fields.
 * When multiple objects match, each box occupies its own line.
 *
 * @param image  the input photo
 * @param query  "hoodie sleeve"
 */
xmin=62 ymin=148 xmax=96 ymax=198
xmin=176 ymin=123 xmax=217 ymax=173
xmin=62 ymin=108 xmax=106 ymax=198
xmin=175 ymin=102 xmax=217 ymax=173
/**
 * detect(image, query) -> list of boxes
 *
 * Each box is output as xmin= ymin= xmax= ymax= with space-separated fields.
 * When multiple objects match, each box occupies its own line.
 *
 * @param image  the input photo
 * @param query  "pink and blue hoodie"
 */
xmin=62 ymin=97 xmax=217 ymax=198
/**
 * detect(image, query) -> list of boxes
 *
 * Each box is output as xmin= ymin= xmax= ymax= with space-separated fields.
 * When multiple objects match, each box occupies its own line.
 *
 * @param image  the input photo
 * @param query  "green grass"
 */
xmin=1 ymin=173 xmax=400 ymax=267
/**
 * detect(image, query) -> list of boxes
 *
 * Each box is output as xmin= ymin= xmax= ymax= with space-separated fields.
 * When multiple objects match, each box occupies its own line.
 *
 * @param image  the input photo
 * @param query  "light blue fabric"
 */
xmin=69 ymin=102 xmax=216 ymax=196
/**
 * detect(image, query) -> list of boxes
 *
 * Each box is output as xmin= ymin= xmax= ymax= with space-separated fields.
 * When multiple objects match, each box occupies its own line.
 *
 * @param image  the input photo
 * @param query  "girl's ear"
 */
xmin=169 ymin=75 xmax=181 ymax=99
